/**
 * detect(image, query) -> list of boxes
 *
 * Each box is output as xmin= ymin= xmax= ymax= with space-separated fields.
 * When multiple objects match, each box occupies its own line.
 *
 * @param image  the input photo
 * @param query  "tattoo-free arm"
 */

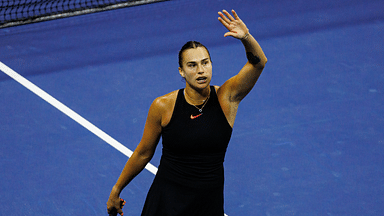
xmin=107 ymin=98 xmax=163 ymax=216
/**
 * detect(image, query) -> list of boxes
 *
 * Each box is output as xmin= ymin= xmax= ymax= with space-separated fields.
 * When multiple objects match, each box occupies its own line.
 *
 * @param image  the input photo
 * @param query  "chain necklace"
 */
xmin=184 ymin=89 xmax=210 ymax=113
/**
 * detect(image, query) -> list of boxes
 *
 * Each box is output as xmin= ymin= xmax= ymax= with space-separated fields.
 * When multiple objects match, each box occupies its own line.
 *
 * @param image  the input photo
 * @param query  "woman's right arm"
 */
xmin=107 ymin=97 xmax=165 ymax=216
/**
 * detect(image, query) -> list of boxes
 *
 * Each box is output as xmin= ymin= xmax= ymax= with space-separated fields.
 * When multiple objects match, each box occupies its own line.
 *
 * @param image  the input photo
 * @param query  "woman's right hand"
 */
xmin=107 ymin=195 xmax=126 ymax=216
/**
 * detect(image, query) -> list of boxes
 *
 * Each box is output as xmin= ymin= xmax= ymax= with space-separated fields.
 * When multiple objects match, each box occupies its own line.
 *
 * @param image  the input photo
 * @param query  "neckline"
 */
xmin=182 ymin=86 xmax=212 ymax=107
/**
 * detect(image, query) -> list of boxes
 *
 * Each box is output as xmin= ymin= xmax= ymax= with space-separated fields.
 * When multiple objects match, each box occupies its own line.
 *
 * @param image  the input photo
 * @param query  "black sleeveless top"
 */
xmin=157 ymin=86 xmax=233 ymax=188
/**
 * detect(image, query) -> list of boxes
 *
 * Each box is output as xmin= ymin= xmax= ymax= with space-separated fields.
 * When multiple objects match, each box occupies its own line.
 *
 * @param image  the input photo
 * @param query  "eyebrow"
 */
xmin=186 ymin=58 xmax=210 ymax=64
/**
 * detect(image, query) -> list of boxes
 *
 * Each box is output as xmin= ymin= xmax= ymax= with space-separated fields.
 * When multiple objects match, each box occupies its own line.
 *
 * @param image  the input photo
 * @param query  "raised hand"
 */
xmin=218 ymin=9 xmax=249 ymax=39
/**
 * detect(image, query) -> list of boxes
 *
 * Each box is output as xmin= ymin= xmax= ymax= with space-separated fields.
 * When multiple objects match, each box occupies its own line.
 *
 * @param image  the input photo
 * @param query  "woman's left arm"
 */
xmin=218 ymin=9 xmax=267 ymax=102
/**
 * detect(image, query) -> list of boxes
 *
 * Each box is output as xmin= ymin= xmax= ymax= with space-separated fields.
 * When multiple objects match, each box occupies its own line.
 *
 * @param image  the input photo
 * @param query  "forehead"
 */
xmin=182 ymin=47 xmax=210 ymax=63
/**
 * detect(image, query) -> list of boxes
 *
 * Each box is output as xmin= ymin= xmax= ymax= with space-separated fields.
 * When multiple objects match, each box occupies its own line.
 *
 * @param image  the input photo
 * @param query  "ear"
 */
xmin=178 ymin=67 xmax=185 ymax=78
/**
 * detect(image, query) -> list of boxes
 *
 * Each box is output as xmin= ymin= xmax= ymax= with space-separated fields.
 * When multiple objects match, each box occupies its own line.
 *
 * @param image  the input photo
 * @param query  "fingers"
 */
xmin=218 ymin=15 xmax=230 ymax=29
xmin=120 ymin=198 xmax=126 ymax=208
xmin=218 ymin=9 xmax=241 ymax=38
xmin=231 ymin=9 xmax=240 ymax=20
xmin=218 ymin=9 xmax=239 ymax=22
xmin=118 ymin=198 xmax=126 ymax=216
xmin=218 ymin=9 xmax=242 ymax=32
xmin=107 ymin=198 xmax=126 ymax=216
xmin=223 ymin=10 xmax=235 ymax=22
xmin=218 ymin=10 xmax=235 ymax=25
xmin=218 ymin=10 xmax=235 ymax=31
xmin=218 ymin=10 xmax=233 ymax=24
xmin=218 ymin=9 xmax=248 ymax=39
xmin=117 ymin=209 xmax=124 ymax=216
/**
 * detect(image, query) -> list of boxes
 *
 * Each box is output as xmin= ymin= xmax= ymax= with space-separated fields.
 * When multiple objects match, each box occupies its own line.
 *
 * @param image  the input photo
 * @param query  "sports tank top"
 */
xmin=157 ymin=86 xmax=233 ymax=188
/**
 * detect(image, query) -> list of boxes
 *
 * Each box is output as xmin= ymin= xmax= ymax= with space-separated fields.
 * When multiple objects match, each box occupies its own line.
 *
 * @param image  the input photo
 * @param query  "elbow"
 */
xmin=254 ymin=57 xmax=267 ymax=70
xmin=263 ymin=56 xmax=268 ymax=65
xmin=258 ymin=56 xmax=267 ymax=69
xmin=133 ymin=145 xmax=155 ymax=164
xmin=137 ymin=150 xmax=154 ymax=162
xmin=261 ymin=55 xmax=268 ymax=66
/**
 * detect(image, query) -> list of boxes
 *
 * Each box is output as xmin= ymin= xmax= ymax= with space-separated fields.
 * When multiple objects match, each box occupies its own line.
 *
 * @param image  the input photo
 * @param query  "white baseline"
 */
xmin=0 ymin=61 xmax=158 ymax=175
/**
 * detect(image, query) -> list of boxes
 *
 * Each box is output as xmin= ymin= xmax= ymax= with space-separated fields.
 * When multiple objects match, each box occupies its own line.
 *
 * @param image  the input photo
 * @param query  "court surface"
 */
xmin=1 ymin=0 xmax=383 ymax=215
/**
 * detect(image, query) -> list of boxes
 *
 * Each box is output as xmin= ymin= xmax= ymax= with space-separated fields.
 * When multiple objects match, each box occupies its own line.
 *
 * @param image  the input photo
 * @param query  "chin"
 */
xmin=198 ymin=82 xmax=210 ymax=88
xmin=187 ymin=79 xmax=211 ymax=89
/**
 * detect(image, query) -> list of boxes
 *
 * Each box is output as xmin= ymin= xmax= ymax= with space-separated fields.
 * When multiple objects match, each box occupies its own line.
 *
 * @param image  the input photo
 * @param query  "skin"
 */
xmin=107 ymin=9 xmax=267 ymax=216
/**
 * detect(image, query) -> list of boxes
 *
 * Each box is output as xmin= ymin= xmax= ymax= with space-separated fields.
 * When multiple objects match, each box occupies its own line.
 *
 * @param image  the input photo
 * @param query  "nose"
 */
xmin=197 ymin=63 xmax=204 ymax=74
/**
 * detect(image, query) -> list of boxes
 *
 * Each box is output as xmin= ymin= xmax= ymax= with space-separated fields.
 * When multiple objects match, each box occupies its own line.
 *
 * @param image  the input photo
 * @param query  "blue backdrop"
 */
xmin=1 ymin=0 xmax=383 ymax=215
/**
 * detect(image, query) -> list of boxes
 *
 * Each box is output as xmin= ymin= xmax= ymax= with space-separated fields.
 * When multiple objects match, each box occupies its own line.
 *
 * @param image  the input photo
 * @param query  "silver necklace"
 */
xmin=184 ymin=89 xmax=210 ymax=113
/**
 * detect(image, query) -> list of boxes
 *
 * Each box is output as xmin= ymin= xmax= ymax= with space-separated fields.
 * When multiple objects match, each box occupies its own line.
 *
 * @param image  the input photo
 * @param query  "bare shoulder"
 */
xmin=151 ymin=90 xmax=178 ymax=127
xmin=152 ymin=90 xmax=178 ymax=109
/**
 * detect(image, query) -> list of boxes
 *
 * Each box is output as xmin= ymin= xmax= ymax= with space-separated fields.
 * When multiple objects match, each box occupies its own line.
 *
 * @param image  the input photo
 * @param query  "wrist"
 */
xmin=241 ymin=32 xmax=250 ymax=41
xmin=110 ymin=185 xmax=122 ymax=197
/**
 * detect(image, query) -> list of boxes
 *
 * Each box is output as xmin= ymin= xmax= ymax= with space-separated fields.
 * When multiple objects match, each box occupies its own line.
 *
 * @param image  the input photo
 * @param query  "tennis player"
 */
xmin=107 ymin=9 xmax=267 ymax=216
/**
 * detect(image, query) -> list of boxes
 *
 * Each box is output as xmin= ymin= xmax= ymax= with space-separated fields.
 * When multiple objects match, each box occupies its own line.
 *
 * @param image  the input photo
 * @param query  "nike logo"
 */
xmin=190 ymin=113 xmax=203 ymax=119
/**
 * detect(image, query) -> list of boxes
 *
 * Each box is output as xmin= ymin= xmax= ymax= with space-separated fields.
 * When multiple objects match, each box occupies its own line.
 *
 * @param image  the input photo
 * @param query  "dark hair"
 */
xmin=178 ymin=41 xmax=211 ymax=68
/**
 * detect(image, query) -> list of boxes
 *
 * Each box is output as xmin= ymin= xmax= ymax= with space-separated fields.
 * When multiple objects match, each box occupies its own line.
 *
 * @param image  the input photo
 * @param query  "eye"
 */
xmin=188 ymin=63 xmax=196 ymax=68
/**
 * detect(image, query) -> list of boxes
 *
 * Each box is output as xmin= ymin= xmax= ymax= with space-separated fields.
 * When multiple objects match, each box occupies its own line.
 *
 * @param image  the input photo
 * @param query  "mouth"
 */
xmin=196 ymin=76 xmax=208 ymax=84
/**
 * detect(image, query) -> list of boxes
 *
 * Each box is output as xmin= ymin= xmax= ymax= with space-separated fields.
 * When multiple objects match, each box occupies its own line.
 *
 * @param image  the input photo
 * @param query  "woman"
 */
xmin=107 ymin=9 xmax=267 ymax=216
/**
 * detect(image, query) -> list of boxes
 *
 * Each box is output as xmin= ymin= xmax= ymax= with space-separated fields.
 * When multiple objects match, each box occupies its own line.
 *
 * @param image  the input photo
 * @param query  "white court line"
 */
xmin=0 ymin=61 xmax=158 ymax=175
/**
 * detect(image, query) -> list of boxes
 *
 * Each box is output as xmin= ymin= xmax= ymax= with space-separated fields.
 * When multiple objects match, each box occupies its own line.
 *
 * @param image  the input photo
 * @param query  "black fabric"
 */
xmin=141 ymin=174 xmax=224 ymax=216
xmin=141 ymin=86 xmax=233 ymax=216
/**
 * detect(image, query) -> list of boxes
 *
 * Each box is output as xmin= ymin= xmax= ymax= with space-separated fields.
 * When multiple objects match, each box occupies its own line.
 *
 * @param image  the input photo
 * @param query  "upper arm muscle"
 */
xmin=135 ymin=92 xmax=177 ymax=158
xmin=221 ymin=62 xmax=263 ymax=102
xmin=135 ymin=99 xmax=163 ymax=158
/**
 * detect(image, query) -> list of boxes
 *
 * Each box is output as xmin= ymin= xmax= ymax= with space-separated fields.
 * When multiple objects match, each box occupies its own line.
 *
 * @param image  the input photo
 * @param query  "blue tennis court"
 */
xmin=1 ymin=0 xmax=383 ymax=215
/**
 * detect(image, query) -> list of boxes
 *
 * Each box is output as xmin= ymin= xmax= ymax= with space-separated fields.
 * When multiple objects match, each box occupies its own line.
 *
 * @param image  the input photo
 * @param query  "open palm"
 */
xmin=218 ymin=9 xmax=249 ymax=39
